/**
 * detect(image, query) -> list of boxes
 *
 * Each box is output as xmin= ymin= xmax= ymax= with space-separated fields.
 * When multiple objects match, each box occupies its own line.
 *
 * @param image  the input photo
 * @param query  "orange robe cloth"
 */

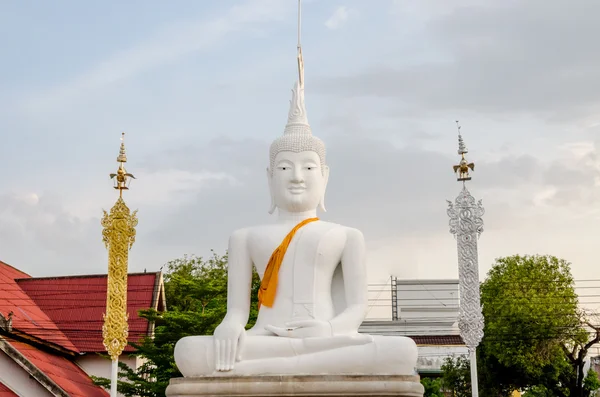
xmin=258 ymin=217 xmax=319 ymax=309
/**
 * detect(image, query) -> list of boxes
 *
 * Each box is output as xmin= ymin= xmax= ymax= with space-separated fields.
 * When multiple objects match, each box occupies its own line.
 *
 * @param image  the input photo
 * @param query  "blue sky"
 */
xmin=1 ymin=0 xmax=600 ymax=291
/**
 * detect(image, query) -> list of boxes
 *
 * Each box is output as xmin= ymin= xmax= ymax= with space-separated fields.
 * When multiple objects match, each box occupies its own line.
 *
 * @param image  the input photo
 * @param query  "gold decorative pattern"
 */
xmin=102 ymin=133 xmax=138 ymax=361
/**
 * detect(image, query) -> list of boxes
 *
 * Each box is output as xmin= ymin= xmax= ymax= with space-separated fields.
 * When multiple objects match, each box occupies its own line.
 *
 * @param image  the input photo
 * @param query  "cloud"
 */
xmin=128 ymin=130 xmax=600 ymax=281
xmin=132 ymin=169 xmax=239 ymax=207
xmin=17 ymin=0 xmax=291 ymax=114
xmin=318 ymin=0 xmax=600 ymax=123
xmin=3 ymin=130 xmax=600 ymax=283
xmin=324 ymin=6 xmax=357 ymax=30
xmin=0 ymin=192 xmax=104 ymax=276
xmin=5 ymin=0 xmax=600 ymax=290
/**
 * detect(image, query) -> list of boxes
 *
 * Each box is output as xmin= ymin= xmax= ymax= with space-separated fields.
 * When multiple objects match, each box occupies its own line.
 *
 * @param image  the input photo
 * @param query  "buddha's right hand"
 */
xmin=213 ymin=321 xmax=246 ymax=371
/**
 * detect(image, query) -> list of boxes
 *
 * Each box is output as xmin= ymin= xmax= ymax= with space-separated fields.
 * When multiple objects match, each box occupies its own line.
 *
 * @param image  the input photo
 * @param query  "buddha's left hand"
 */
xmin=265 ymin=319 xmax=332 ymax=338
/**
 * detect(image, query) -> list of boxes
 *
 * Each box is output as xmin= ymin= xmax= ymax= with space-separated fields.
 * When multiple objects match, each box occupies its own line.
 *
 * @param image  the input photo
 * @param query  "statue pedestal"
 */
xmin=165 ymin=374 xmax=424 ymax=397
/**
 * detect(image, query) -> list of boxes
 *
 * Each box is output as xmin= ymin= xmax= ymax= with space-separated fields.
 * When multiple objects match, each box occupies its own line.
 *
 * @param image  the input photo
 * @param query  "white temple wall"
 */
xmin=417 ymin=345 xmax=468 ymax=374
xmin=0 ymin=350 xmax=53 ymax=397
xmin=76 ymin=354 xmax=140 ymax=397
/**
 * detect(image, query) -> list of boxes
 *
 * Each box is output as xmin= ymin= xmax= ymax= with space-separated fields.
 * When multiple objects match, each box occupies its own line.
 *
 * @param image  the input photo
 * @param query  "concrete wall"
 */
xmin=0 ymin=350 xmax=53 ymax=397
xmin=396 ymin=279 xmax=459 ymax=326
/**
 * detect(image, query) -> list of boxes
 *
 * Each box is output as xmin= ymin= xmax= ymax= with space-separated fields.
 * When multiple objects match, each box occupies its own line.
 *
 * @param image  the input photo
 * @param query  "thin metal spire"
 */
xmin=297 ymin=0 xmax=304 ymax=87
xmin=110 ymin=132 xmax=136 ymax=197
xmin=452 ymin=121 xmax=475 ymax=182
xmin=298 ymin=0 xmax=302 ymax=49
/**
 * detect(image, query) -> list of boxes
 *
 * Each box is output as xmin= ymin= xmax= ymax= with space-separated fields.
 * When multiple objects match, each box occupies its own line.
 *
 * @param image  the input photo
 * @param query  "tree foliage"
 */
xmin=440 ymin=356 xmax=471 ymax=397
xmin=522 ymin=385 xmax=554 ymax=397
xmin=420 ymin=377 xmax=444 ymax=397
xmin=93 ymin=251 xmax=260 ymax=397
xmin=583 ymin=369 xmax=600 ymax=396
xmin=479 ymin=254 xmax=600 ymax=397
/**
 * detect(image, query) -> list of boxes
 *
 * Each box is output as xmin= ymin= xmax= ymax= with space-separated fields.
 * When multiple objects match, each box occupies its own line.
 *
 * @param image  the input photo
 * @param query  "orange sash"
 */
xmin=258 ymin=217 xmax=319 ymax=309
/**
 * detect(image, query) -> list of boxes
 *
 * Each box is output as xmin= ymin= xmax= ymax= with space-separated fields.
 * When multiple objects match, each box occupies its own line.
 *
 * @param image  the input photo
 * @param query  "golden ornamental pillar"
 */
xmin=102 ymin=132 xmax=138 ymax=397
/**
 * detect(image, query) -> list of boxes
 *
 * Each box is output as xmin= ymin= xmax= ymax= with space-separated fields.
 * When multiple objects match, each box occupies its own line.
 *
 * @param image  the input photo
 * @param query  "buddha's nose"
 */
xmin=291 ymin=169 xmax=304 ymax=183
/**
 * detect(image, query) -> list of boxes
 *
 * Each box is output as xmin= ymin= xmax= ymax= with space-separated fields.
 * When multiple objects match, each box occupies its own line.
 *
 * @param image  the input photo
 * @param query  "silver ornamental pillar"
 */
xmin=446 ymin=122 xmax=484 ymax=397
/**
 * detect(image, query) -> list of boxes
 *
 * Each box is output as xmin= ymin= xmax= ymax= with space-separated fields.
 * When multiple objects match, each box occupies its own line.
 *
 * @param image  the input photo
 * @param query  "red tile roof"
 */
xmin=17 ymin=272 xmax=161 ymax=352
xmin=0 ymin=261 xmax=78 ymax=353
xmin=409 ymin=335 xmax=464 ymax=345
xmin=0 ymin=382 xmax=18 ymax=396
xmin=0 ymin=262 xmax=161 ymax=396
xmin=8 ymin=339 xmax=109 ymax=397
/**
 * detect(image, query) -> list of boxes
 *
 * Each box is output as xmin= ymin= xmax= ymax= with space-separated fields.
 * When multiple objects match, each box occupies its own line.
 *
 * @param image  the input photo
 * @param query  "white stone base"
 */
xmin=165 ymin=374 xmax=424 ymax=397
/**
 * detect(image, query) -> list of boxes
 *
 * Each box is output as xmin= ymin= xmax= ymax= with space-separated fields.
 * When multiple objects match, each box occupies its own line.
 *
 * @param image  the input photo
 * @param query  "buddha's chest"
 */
xmin=249 ymin=222 xmax=346 ymax=307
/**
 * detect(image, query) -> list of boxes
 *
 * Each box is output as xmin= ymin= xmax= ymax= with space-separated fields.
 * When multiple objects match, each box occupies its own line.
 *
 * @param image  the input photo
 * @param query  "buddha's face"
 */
xmin=268 ymin=151 xmax=328 ymax=213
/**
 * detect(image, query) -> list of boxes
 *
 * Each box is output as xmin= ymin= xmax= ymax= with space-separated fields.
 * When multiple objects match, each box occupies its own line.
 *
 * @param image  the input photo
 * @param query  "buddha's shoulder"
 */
xmin=312 ymin=221 xmax=364 ymax=236
xmin=231 ymin=222 xmax=364 ymax=240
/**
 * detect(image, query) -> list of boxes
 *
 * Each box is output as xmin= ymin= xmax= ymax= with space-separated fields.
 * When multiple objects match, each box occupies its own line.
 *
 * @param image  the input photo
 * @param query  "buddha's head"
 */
xmin=267 ymin=81 xmax=329 ymax=214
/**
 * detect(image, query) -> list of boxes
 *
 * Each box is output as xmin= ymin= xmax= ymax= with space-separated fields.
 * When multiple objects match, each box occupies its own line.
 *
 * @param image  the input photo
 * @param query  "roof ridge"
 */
xmin=0 ymin=261 xmax=31 ymax=278
xmin=16 ymin=271 xmax=160 ymax=281
xmin=17 ymin=272 xmax=161 ymax=353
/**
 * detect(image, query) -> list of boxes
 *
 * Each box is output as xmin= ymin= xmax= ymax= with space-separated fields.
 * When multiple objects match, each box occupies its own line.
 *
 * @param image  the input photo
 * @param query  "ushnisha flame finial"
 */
xmin=269 ymin=0 xmax=326 ymax=175
xmin=110 ymin=132 xmax=136 ymax=197
xmin=285 ymin=0 xmax=309 ymax=132
xmin=452 ymin=121 xmax=475 ymax=182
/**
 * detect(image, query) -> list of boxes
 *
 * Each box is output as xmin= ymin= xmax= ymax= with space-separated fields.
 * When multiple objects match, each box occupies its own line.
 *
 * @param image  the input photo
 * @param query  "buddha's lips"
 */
xmin=288 ymin=186 xmax=306 ymax=193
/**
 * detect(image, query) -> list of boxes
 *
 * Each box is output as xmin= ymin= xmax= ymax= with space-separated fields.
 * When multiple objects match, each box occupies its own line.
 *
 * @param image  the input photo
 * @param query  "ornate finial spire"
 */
xmin=452 ymin=121 xmax=475 ymax=182
xmin=110 ymin=132 xmax=136 ymax=197
xmin=102 ymin=132 xmax=138 ymax=397
xmin=447 ymin=120 xmax=485 ymax=397
xmin=457 ymin=121 xmax=468 ymax=155
xmin=117 ymin=132 xmax=127 ymax=162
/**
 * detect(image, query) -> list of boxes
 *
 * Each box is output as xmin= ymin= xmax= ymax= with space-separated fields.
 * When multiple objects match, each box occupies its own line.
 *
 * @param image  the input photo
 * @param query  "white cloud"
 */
xmin=559 ymin=141 xmax=597 ymax=162
xmin=532 ymin=186 xmax=558 ymax=207
xmin=3 ymin=132 xmax=600 ymax=284
xmin=325 ymin=6 xmax=357 ymax=30
xmin=132 ymin=169 xmax=239 ymax=206
xmin=16 ymin=193 xmax=40 ymax=206
xmin=321 ymin=0 xmax=600 ymax=124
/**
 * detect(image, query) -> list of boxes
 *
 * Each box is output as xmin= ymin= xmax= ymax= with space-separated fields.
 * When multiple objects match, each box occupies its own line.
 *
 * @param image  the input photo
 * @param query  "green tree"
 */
xmin=522 ymin=385 xmax=553 ymax=397
xmin=583 ymin=369 xmax=600 ymax=396
xmin=421 ymin=377 xmax=444 ymax=397
xmin=478 ymin=254 xmax=598 ymax=397
xmin=93 ymin=251 xmax=260 ymax=397
xmin=562 ymin=312 xmax=600 ymax=397
xmin=523 ymin=371 xmax=600 ymax=397
xmin=440 ymin=356 xmax=471 ymax=397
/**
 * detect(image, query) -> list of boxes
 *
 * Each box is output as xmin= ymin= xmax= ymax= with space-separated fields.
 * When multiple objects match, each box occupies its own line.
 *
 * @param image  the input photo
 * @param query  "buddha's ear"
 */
xmin=319 ymin=165 xmax=329 ymax=213
xmin=267 ymin=167 xmax=276 ymax=214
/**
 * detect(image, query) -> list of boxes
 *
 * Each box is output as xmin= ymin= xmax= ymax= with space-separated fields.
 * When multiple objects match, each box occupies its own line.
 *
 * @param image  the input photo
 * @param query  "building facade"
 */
xmin=360 ymin=278 xmax=468 ymax=376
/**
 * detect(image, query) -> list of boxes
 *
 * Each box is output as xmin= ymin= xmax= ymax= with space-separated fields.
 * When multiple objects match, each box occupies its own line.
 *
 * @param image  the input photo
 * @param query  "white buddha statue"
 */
xmin=173 ymin=63 xmax=419 ymax=377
